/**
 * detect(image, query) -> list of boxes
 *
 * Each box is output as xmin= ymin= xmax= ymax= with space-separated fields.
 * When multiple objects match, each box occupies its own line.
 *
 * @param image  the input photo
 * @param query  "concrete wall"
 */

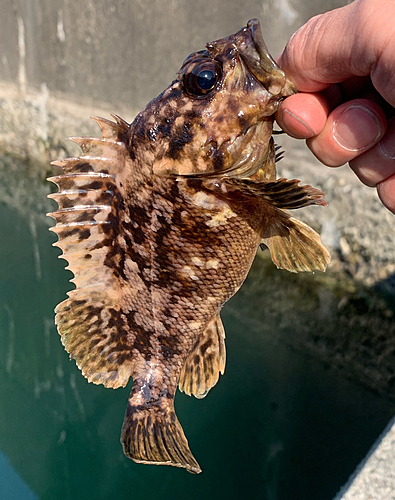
xmin=0 ymin=0 xmax=350 ymax=164
xmin=2 ymin=0 xmax=394 ymax=286
xmin=4 ymin=0 xmax=349 ymax=111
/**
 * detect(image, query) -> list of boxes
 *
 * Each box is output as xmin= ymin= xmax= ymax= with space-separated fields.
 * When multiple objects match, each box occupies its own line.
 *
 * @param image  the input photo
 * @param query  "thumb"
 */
xmin=277 ymin=0 xmax=395 ymax=98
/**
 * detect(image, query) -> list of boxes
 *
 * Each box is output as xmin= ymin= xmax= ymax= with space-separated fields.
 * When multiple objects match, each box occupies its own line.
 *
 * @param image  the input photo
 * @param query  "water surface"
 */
xmin=0 ymin=155 xmax=394 ymax=500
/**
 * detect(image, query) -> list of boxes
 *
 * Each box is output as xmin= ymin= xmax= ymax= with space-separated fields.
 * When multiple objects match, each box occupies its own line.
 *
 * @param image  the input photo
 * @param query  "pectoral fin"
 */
xmin=262 ymin=209 xmax=330 ymax=272
xmin=202 ymin=176 xmax=330 ymax=272
xmin=204 ymin=177 xmax=327 ymax=209
xmin=179 ymin=315 xmax=226 ymax=399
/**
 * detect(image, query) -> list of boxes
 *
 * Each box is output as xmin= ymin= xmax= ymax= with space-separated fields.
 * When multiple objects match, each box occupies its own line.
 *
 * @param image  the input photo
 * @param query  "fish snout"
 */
xmin=242 ymin=18 xmax=296 ymax=98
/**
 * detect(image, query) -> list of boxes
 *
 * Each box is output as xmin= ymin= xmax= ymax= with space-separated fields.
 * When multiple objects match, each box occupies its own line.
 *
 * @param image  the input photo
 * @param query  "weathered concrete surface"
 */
xmin=0 ymin=81 xmax=135 ymax=163
xmin=0 ymin=0 xmax=349 ymax=162
xmin=3 ymin=0 xmax=348 ymax=111
xmin=334 ymin=416 xmax=395 ymax=499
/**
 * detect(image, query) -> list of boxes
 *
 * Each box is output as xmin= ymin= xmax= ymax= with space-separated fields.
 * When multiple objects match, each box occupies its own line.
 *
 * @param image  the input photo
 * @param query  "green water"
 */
xmin=0 ymin=156 xmax=394 ymax=500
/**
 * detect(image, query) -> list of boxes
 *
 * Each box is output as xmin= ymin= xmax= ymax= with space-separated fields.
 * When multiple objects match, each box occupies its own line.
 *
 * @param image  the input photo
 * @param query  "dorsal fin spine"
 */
xmin=50 ymin=220 xmax=110 ymax=228
xmin=51 ymin=158 xmax=79 ymax=167
xmin=68 ymin=136 xmax=124 ymax=146
xmin=49 ymin=205 xmax=110 ymax=214
xmin=91 ymin=116 xmax=125 ymax=140
xmin=48 ymin=189 xmax=89 ymax=198
xmin=47 ymin=172 xmax=115 ymax=185
xmin=110 ymin=113 xmax=130 ymax=129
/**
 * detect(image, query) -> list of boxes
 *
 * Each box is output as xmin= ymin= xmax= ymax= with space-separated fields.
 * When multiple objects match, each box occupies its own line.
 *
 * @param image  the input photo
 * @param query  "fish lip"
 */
xmin=240 ymin=18 xmax=297 ymax=97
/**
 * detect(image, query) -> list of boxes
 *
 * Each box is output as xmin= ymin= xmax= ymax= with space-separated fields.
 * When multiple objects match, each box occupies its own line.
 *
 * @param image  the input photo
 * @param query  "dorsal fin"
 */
xmin=48 ymin=116 xmax=149 ymax=389
xmin=110 ymin=113 xmax=130 ymax=130
xmin=91 ymin=115 xmax=129 ymax=140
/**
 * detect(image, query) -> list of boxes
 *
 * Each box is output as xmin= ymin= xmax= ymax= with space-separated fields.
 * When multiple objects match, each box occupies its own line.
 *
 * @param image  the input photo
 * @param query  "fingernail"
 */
xmin=333 ymin=105 xmax=382 ymax=151
xmin=378 ymin=120 xmax=395 ymax=159
xmin=282 ymin=109 xmax=315 ymax=138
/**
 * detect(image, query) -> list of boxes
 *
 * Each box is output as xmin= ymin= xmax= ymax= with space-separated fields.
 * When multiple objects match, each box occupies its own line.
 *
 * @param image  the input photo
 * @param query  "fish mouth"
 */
xmin=240 ymin=19 xmax=296 ymax=97
xmin=205 ymin=18 xmax=296 ymax=98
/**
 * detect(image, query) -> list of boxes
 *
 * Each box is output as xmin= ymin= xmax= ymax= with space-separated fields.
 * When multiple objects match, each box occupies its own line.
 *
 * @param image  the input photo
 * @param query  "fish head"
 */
xmin=132 ymin=19 xmax=296 ymax=179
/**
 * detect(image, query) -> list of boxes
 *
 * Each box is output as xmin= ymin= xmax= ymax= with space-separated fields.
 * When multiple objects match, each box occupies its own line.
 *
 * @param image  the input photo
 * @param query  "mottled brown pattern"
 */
xmin=48 ymin=19 xmax=330 ymax=474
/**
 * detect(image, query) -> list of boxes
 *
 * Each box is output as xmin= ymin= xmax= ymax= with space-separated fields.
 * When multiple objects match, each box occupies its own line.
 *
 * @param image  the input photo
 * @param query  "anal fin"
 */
xmin=179 ymin=315 xmax=226 ymax=399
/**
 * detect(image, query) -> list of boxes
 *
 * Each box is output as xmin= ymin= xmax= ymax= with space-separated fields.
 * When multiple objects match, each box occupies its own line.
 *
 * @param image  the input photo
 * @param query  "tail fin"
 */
xmin=121 ymin=398 xmax=201 ymax=474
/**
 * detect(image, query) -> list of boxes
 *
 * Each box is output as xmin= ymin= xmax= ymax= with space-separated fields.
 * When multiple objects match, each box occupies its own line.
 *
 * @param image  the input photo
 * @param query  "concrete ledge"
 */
xmin=334 ymin=416 xmax=395 ymax=499
xmin=0 ymin=81 xmax=136 ymax=163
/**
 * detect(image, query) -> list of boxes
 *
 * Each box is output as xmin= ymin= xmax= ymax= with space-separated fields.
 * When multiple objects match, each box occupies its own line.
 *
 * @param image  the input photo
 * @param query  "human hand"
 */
xmin=275 ymin=0 xmax=395 ymax=213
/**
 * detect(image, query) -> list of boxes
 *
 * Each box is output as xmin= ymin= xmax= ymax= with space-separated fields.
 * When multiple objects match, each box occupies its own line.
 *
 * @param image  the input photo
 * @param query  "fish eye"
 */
xmin=183 ymin=59 xmax=222 ymax=97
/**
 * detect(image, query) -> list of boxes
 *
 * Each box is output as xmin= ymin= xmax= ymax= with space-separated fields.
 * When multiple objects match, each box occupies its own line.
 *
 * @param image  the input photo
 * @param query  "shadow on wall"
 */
xmin=242 ymin=254 xmax=395 ymax=400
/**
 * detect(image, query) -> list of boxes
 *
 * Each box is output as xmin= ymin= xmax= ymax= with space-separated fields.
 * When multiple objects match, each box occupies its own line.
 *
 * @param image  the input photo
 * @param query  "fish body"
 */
xmin=48 ymin=19 xmax=330 ymax=474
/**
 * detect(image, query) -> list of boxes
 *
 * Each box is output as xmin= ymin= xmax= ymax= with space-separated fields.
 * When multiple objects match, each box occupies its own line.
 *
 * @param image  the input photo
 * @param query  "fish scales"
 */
xmin=48 ymin=19 xmax=330 ymax=473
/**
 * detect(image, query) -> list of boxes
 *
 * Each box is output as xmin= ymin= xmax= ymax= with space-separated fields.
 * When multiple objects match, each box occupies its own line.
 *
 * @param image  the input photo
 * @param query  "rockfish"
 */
xmin=48 ymin=19 xmax=330 ymax=474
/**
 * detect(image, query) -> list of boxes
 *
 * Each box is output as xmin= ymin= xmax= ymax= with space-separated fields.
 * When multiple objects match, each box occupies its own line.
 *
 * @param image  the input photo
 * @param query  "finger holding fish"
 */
xmin=275 ymin=0 xmax=395 ymax=213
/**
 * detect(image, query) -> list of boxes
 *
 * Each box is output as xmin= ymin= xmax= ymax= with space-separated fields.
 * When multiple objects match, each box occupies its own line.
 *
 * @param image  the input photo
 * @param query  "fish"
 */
xmin=47 ymin=18 xmax=330 ymax=474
